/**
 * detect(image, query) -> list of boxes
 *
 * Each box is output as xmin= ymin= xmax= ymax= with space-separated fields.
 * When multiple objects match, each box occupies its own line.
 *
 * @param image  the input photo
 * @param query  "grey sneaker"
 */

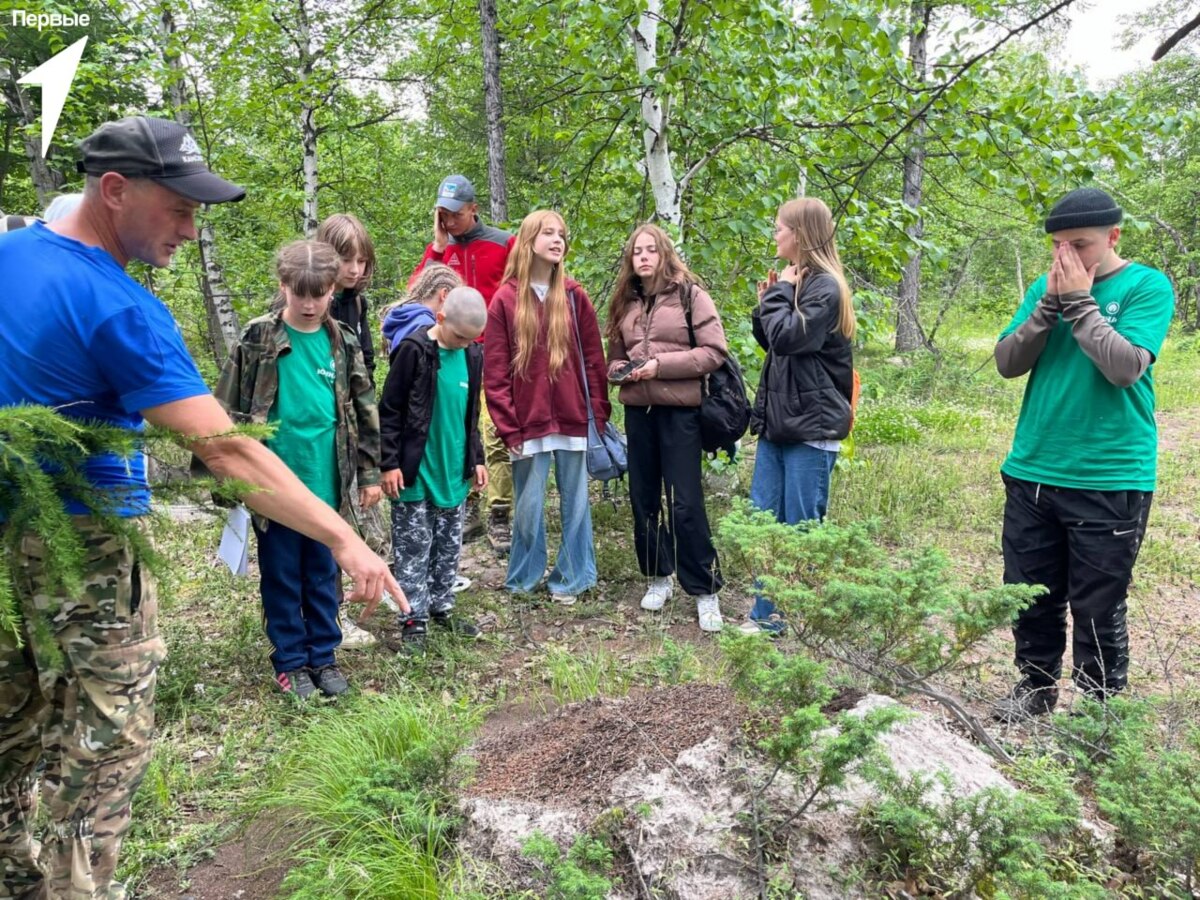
xmin=338 ymin=607 xmax=377 ymax=648
xmin=311 ymin=664 xmax=350 ymax=698
xmin=462 ymin=498 xmax=485 ymax=543
xmin=487 ymin=505 xmax=512 ymax=556
xmin=276 ymin=668 xmax=317 ymax=700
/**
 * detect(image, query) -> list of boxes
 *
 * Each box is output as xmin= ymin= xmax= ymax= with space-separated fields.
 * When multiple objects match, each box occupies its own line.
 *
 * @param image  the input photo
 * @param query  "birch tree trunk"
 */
xmin=479 ymin=0 xmax=508 ymax=222
xmin=3 ymin=65 xmax=63 ymax=208
xmin=159 ymin=4 xmax=240 ymax=367
xmin=1014 ymin=242 xmax=1025 ymax=298
xmin=296 ymin=0 xmax=320 ymax=236
xmin=894 ymin=0 xmax=931 ymax=352
xmin=630 ymin=0 xmax=681 ymax=229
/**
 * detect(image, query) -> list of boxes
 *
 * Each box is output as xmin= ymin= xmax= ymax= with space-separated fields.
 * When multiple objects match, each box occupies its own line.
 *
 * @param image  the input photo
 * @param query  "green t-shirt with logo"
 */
xmin=267 ymin=325 xmax=339 ymax=509
xmin=400 ymin=345 xmax=471 ymax=508
xmin=999 ymin=262 xmax=1175 ymax=492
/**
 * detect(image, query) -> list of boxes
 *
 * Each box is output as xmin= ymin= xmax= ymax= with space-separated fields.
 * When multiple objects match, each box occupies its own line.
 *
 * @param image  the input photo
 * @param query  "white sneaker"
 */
xmin=550 ymin=592 xmax=577 ymax=606
xmin=452 ymin=575 xmax=472 ymax=594
xmin=640 ymin=576 xmax=673 ymax=611
xmin=339 ymin=608 xmax=377 ymax=648
xmin=695 ymin=594 xmax=723 ymax=633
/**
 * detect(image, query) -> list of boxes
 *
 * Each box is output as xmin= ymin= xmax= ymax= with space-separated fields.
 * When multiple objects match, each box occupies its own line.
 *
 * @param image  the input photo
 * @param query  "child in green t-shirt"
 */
xmin=214 ymin=240 xmax=386 ymax=699
xmin=379 ymin=287 xmax=488 ymax=654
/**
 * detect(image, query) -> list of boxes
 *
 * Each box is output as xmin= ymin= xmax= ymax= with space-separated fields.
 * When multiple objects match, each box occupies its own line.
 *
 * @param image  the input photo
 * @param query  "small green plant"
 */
xmin=861 ymin=756 xmax=1110 ymax=899
xmin=521 ymin=831 xmax=614 ymax=900
xmin=1059 ymin=697 xmax=1200 ymax=894
xmin=538 ymin=644 xmax=630 ymax=705
xmin=721 ymin=629 xmax=902 ymax=818
xmin=650 ymin=636 xmax=701 ymax=685
xmin=247 ymin=694 xmax=478 ymax=899
xmin=716 ymin=507 xmax=1042 ymax=760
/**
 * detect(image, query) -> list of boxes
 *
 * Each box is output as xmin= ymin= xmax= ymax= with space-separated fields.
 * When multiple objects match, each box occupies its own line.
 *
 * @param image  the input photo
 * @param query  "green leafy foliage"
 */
xmin=247 ymin=694 xmax=479 ymax=900
xmin=716 ymin=508 xmax=1041 ymax=688
xmin=1058 ymin=697 xmax=1200 ymax=893
xmin=520 ymin=831 xmax=615 ymax=900
xmin=862 ymin=756 xmax=1109 ymax=898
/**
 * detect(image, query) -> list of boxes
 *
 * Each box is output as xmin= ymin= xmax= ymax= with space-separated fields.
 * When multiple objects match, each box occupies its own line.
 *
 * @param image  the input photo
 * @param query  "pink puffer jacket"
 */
xmin=607 ymin=281 xmax=728 ymax=407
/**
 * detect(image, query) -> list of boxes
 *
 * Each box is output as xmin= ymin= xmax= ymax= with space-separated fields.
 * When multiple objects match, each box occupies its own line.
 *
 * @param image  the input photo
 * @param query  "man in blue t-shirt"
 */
xmin=0 ymin=116 xmax=407 ymax=900
xmin=992 ymin=188 xmax=1175 ymax=722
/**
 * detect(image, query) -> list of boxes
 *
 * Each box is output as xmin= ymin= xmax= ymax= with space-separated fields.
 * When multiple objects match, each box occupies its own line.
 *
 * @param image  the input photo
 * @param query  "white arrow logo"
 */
xmin=17 ymin=37 xmax=89 ymax=158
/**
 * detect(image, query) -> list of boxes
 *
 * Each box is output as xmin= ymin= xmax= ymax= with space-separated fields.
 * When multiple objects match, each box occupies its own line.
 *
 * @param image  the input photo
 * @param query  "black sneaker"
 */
xmin=992 ymin=679 xmax=1059 ymax=723
xmin=397 ymin=619 xmax=428 ymax=656
xmin=430 ymin=610 xmax=481 ymax=639
xmin=311 ymin=664 xmax=350 ymax=698
xmin=462 ymin=498 xmax=485 ymax=544
xmin=276 ymin=668 xmax=317 ymax=701
xmin=487 ymin=505 xmax=512 ymax=556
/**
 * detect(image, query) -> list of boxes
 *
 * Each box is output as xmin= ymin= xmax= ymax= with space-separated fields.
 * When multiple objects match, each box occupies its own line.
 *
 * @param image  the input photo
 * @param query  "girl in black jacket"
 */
xmin=744 ymin=197 xmax=856 ymax=633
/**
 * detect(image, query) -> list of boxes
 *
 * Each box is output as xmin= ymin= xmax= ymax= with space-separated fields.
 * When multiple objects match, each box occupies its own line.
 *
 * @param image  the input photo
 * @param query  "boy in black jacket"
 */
xmin=379 ymin=287 xmax=488 ymax=653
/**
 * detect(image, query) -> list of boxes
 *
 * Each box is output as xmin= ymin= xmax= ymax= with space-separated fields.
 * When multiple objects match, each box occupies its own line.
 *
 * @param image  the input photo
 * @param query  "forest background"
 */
xmin=3 ymin=0 xmax=1199 ymax=366
xmin=3 ymin=0 xmax=1200 ymax=897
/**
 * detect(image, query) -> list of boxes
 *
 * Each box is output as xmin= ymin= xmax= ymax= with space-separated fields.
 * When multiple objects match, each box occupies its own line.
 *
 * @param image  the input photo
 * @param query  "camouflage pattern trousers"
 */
xmin=391 ymin=499 xmax=464 ymax=622
xmin=0 ymin=518 xmax=165 ymax=900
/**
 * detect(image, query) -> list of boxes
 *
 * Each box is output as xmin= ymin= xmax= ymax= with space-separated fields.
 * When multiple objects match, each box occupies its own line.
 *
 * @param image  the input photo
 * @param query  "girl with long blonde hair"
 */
xmin=483 ymin=210 xmax=609 ymax=604
xmin=744 ymin=197 xmax=856 ymax=634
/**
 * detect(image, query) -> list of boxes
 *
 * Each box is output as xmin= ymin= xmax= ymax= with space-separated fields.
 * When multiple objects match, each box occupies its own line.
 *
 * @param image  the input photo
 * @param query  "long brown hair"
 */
xmin=777 ymin=198 xmax=855 ymax=339
xmin=273 ymin=239 xmax=344 ymax=350
xmin=316 ymin=213 xmax=376 ymax=291
xmin=607 ymin=223 xmax=701 ymax=343
xmin=502 ymin=210 xmax=572 ymax=378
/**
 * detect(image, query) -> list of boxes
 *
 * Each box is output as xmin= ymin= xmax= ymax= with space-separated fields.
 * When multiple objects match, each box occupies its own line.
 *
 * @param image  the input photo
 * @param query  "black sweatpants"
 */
xmin=624 ymin=405 xmax=723 ymax=596
xmin=1001 ymin=474 xmax=1152 ymax=698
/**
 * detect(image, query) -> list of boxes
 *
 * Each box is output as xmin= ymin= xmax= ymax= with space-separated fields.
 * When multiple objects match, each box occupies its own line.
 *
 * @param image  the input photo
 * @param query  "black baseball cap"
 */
xmin=77 ymin=116 xmax=246 ymax=204
xmin=435 ymin=174 xmax=476 ymax=212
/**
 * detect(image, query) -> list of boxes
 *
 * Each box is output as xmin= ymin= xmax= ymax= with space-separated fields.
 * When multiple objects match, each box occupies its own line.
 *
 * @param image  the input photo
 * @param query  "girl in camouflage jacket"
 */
xmin=213 ymin=240 xmax=382 ymax=699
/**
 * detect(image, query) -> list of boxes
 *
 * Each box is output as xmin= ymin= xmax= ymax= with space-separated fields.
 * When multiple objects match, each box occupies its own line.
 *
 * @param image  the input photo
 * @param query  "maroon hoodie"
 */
xmin=484 ymin=277 xmax=610 ymax=448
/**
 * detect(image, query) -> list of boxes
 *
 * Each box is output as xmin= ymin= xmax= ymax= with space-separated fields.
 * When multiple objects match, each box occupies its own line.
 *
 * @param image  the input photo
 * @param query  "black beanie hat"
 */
xmin=1044 ymin=188 xmax=1123 ymax=233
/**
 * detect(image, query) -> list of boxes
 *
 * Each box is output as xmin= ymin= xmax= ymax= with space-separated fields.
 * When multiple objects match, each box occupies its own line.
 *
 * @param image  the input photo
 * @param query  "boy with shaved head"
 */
xmin=379 ymin=286 xmax=490 ymax=653
xmin=993 ymin=187 xmax=1175 ymax=720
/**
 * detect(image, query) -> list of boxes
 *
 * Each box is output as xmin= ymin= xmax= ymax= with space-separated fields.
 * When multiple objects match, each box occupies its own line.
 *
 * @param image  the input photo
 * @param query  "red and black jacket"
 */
xmin=410 ymin=219 xmax=514 ymax=307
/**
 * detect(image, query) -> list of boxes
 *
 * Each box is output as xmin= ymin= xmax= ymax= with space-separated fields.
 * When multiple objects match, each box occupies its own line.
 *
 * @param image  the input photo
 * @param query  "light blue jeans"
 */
xmin=749 ymin=439 xmax=838 ymax=626
xmin=506 ymin=449 xmax=597 ymax=596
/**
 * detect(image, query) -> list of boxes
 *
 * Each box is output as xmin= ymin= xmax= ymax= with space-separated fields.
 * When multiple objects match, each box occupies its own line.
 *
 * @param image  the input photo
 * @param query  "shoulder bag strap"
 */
xmin=683 ymin=282 xmax=697 ymax=349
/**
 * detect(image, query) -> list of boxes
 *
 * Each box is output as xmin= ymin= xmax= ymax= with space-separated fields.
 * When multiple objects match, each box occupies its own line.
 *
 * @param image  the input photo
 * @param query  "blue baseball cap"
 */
xmin=435 ymin=175 xmax=476 ymax=212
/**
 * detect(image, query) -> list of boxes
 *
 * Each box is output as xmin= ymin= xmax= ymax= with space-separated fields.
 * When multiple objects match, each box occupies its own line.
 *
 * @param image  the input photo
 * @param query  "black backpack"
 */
xmin=684 ymin=285 xmax=751 ymax=456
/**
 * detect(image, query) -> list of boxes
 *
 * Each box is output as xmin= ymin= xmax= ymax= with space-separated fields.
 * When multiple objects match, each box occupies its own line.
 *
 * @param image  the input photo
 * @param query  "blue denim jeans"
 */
xmin=507 ymin=449 xmax=596 ymax=596
xmin=748 ymin=439 xmax=838 ymax=625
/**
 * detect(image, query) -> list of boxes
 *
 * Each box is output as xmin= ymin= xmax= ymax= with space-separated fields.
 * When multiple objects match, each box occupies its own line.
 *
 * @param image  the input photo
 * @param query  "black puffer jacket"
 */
xmin=379 ymin=326 xmax=484 ymax=487
xmin=750 ymin=273 xmax=853 ymax=443
xmin=331 ymin=289 xmax=375 ymax=380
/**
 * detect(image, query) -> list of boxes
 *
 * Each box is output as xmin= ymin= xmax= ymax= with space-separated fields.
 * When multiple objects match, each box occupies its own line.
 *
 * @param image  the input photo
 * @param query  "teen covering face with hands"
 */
xmin=483 ymin=210 xmax=609 ymax=605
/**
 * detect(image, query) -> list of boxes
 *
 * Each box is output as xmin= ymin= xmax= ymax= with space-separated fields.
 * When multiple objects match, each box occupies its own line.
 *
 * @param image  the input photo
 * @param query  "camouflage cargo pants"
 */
xmin=0 ymin=517 xmax=165 ymax=900
xmin=390 ymin=499 xmax=464 ymax=622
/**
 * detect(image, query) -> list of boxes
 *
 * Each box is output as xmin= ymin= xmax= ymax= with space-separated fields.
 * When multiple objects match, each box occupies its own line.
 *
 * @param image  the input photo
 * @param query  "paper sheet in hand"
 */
xmin=218 ymin=505 xmax=251 ymax=576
